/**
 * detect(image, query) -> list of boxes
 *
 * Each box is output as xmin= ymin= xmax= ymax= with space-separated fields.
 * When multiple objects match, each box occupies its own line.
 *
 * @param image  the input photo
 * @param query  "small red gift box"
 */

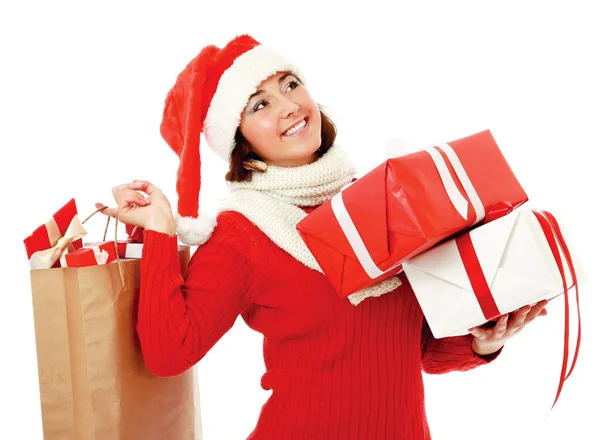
xmin=61 ymin=247 xmax=111 ymax=267
xmin=296 ymin=129 xmax=529 ymax=298
xmin=125 ymin=224 xmax=144 ymax=243
xmin=24 ymin=199 xmax=86 ymax=269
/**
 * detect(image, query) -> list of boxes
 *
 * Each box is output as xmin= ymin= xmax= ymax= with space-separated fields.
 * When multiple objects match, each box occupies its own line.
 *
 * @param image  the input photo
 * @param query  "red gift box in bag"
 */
xmin=61 ymin=247 xmax=110 ymax=267
xmin=296 ymin=129 xmax=529 ymax=297
xmin=24 ymin=199 xmax=86 ymax=269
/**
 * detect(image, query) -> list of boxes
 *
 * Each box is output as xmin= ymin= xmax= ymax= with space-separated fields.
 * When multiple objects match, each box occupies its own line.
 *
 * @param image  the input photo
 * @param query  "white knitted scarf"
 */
xmin=218 ymin=144 xmax=402 ymax=305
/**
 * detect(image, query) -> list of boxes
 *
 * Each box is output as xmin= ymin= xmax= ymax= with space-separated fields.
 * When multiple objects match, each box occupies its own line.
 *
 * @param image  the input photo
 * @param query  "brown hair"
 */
xmin=225 ymin=105 xmax=337 ymax=182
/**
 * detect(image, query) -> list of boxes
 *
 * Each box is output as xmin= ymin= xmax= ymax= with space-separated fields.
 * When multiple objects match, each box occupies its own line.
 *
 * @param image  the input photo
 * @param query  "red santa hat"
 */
xmin=160 ymin=34 xmax=305 ymax=245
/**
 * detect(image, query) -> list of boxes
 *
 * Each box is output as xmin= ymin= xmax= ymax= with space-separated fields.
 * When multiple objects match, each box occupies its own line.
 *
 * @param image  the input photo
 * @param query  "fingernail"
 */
xmin=144 ymin=198 xmax=151 ymax=204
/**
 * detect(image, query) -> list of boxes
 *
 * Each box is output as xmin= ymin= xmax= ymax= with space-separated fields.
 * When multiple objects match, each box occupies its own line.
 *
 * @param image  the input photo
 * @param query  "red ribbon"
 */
xmin=532 ymin=210 xmax=581 ymax=410
xmin=457 ymin=209 xmax=581 ymax=410
xmin=456 ymin=233 xmax=502 ymax=321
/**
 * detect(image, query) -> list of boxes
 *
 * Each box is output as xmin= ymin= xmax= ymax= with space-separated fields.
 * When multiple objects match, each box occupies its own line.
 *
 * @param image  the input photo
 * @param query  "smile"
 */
xmin=283 ymin=118 xmax=308 ymax=137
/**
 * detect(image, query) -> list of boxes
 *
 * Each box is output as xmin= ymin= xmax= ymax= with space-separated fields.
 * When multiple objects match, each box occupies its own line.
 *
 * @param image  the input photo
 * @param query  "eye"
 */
xmin=284 ymin=79 xmax=300 ymax=93
xmin=252 ymin=100 xmax=268 ymax=112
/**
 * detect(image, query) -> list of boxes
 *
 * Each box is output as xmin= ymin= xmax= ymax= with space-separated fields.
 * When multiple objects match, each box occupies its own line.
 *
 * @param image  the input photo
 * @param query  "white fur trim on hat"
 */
xmin=175 ymin=212 xmax=217 ymax=246
xmin=204 ymin=44 xmax=306 ymax=161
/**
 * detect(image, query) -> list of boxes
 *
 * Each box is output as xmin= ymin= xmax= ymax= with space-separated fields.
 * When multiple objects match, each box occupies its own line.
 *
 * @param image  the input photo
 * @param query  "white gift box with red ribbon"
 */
xmin=403 ymin=208 xmax=585 ymax=338
xmin=403 ymin=208 xmax=585 ymax=408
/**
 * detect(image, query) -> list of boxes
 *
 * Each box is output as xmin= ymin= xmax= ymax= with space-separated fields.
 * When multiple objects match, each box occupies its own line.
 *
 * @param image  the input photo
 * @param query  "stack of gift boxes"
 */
xmin=23 ymin=198 xmax=145 ymax=270
xmin=297 ymin=129 xmax=584 ymax=335
xmin=297 ymin=129 xmax=585 ymax=407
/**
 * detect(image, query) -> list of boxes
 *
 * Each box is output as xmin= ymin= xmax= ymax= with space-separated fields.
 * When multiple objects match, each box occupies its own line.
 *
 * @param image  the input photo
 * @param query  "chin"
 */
xmin=296 ymin=142 xmax=321 ymax=160
xmin=277 ymin=147 xmax=319 ymax=167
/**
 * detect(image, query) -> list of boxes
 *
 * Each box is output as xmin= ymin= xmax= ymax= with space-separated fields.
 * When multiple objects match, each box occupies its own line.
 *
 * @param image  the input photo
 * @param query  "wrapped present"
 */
xmin=403 ymin=208 xmax=584 ymax=408
xmin=60 ymin=247 xmax=110 ymax=268
xmin=126 ymin=223 xmax=144 ymax=243
xmin=122 ymin=242 xmax=143 ymax=258
xmin=24 ymin=199 xmax=87 ymax=270
xmin=403 ymin=208 xmax=585 ymax=337
xmin=296 ymin=129 xmax=528 ymax=297
xmin=86 ymin=240 xmax=144 ymax=259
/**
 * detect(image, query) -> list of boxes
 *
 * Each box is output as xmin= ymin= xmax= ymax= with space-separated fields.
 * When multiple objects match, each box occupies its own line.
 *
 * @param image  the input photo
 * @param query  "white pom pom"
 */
xmin=175 ymin=212 xmax=217 ymax=246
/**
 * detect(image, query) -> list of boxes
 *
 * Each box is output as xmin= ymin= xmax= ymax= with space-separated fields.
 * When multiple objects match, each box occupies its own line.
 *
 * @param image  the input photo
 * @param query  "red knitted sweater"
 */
xmin=136 ymin=211 xmax=499 ymax=440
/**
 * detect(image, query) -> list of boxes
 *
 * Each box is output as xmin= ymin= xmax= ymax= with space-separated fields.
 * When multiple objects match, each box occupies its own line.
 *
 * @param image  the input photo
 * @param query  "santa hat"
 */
xmin=160 ymin=34 xmax=306 ymax=246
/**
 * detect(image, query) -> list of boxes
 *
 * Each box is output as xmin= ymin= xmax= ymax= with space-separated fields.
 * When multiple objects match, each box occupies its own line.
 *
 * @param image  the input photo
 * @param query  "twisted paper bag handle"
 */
xmin=80 ymin=205 xmax=125 ymax=288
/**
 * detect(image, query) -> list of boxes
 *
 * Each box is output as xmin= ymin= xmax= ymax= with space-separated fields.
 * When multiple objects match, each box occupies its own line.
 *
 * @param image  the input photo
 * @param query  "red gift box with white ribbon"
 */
xmin=24 ymin=199 xmax=86 ymax=270
xmin=296 ymin=129 xmax=529 ymax=298
xmin=403 ymin=208 xmax=585 ymax=408
xmin=60 ymin=246 xmax=111 ymax=268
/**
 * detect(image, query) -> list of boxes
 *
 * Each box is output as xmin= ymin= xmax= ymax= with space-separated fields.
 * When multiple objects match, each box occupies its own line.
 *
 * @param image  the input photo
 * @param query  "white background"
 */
xmin=1 ymin=1 xmax=598 ymax=439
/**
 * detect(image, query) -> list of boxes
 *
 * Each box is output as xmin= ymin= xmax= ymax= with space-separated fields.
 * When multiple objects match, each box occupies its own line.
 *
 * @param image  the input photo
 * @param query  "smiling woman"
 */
xmin=237 ymin=72 xmax=322 ymax=168
xmin=227 ymin=73 xmax=337 ymax=181
xmin=96 ymin=34 xmax=549 ymax=440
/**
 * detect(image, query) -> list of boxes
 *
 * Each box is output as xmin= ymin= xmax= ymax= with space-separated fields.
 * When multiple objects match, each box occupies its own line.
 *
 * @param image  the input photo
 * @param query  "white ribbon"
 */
xmin=436 ymin=143 xmax=485 ymax=224
xmin=28 ymin=215 xmax=88 ymax=270
xmin=424 ymin=147 xmax=470 ymax=219
xmin=331 ymin=193 xmax=403 ymax=279
xmin=423 ymin=143 xmax=485 ymax=224
xmin=124 ymin=243 xmax=143 ymax=259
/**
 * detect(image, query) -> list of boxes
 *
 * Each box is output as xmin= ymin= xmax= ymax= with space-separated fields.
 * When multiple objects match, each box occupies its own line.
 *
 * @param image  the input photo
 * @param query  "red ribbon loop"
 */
xmin=532 ymin=210 xmax=581 ymax=410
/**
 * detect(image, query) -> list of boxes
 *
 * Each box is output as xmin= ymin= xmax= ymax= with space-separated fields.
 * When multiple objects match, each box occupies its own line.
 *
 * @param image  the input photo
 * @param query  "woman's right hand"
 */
xmin=95 ymin=180 xmax=177 ymax=236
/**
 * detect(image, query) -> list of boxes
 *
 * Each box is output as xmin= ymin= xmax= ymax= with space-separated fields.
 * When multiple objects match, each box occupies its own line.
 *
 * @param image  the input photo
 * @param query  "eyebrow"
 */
xmin=248 ymin=73 xmax=294 ymax=100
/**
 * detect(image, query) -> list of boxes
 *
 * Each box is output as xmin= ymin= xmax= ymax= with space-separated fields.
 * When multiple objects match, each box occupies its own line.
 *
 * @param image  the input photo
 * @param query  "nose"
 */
xmin=279 ymin=95 xmax=299 ymax=118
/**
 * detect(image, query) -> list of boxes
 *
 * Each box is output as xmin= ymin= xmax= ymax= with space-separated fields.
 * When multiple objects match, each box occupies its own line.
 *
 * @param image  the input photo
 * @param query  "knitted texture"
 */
xmin=219 ymin=144 xmax=402 ymax=304
xmin=136 ymin=212 xmax=500 ymax=440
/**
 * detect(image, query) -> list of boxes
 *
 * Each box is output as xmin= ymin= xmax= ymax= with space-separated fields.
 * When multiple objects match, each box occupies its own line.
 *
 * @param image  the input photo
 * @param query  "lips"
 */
xmin=282 ymin=117 xmax=308 ymax=136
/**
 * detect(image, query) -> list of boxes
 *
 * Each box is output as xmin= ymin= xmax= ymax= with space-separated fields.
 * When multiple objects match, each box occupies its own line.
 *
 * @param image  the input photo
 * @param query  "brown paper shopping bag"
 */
xmin=29 ymin=242 xmax=200 ymax=439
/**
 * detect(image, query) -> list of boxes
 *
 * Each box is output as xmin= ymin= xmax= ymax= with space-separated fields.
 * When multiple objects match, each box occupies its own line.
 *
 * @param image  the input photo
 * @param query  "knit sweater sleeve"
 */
xmin=136 ymin=215 xmax=261 ymax=377
xmin=420 ymin=319 xmax=502 ymax=374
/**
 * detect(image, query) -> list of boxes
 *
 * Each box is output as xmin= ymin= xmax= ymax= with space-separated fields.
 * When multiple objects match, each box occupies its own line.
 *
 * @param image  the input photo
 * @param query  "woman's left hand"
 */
xmin=469 ymin=300 xmax=549 ymax=356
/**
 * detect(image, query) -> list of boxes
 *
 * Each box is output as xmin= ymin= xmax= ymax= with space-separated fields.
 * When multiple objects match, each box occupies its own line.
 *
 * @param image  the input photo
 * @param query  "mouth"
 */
xmin=282 ymin=117 xmax=309 ymax=137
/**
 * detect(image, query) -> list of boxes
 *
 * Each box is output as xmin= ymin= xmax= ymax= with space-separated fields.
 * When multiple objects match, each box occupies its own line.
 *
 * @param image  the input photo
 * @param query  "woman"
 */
xmin=98 ymin=34 xmax=547 ymax=439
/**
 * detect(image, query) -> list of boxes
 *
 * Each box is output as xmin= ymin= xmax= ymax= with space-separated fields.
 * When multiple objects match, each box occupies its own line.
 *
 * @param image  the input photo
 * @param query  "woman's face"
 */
xmin=239 ymin=71 xmax=322 ymax=167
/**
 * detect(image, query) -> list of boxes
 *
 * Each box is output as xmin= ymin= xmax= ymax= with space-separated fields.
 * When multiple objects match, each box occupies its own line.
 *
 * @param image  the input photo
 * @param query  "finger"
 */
xmin=95 ymin=203 xmax=117 ymax=218
xmin=132 ymin=179 xmax=159 ymax=195
xmin=524 ymin=301 xmax=548 ymax=323
xmin=493 ymin=314 xmax=509 ymax=339
xmin=469 ymin=326 xmax=491 ymax=341
xmin=117 ymin=191 xmax=149 ymax=211
xmin=111 ymin=182 xmax=146 ymax=198
xmin=539 ymin=308 xmax=548 ymax=316
xmin=115 ymin=189 xmax=150 ymax=209
xmin=531 ymin=300 xmax=549 ymax=315
xmin=509 ymin=305 xmax=531 ymax=331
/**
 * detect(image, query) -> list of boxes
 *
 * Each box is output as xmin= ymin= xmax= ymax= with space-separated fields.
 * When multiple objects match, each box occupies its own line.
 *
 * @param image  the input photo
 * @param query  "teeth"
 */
xmin=284 ymin=119 xmax=306 ymax=136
